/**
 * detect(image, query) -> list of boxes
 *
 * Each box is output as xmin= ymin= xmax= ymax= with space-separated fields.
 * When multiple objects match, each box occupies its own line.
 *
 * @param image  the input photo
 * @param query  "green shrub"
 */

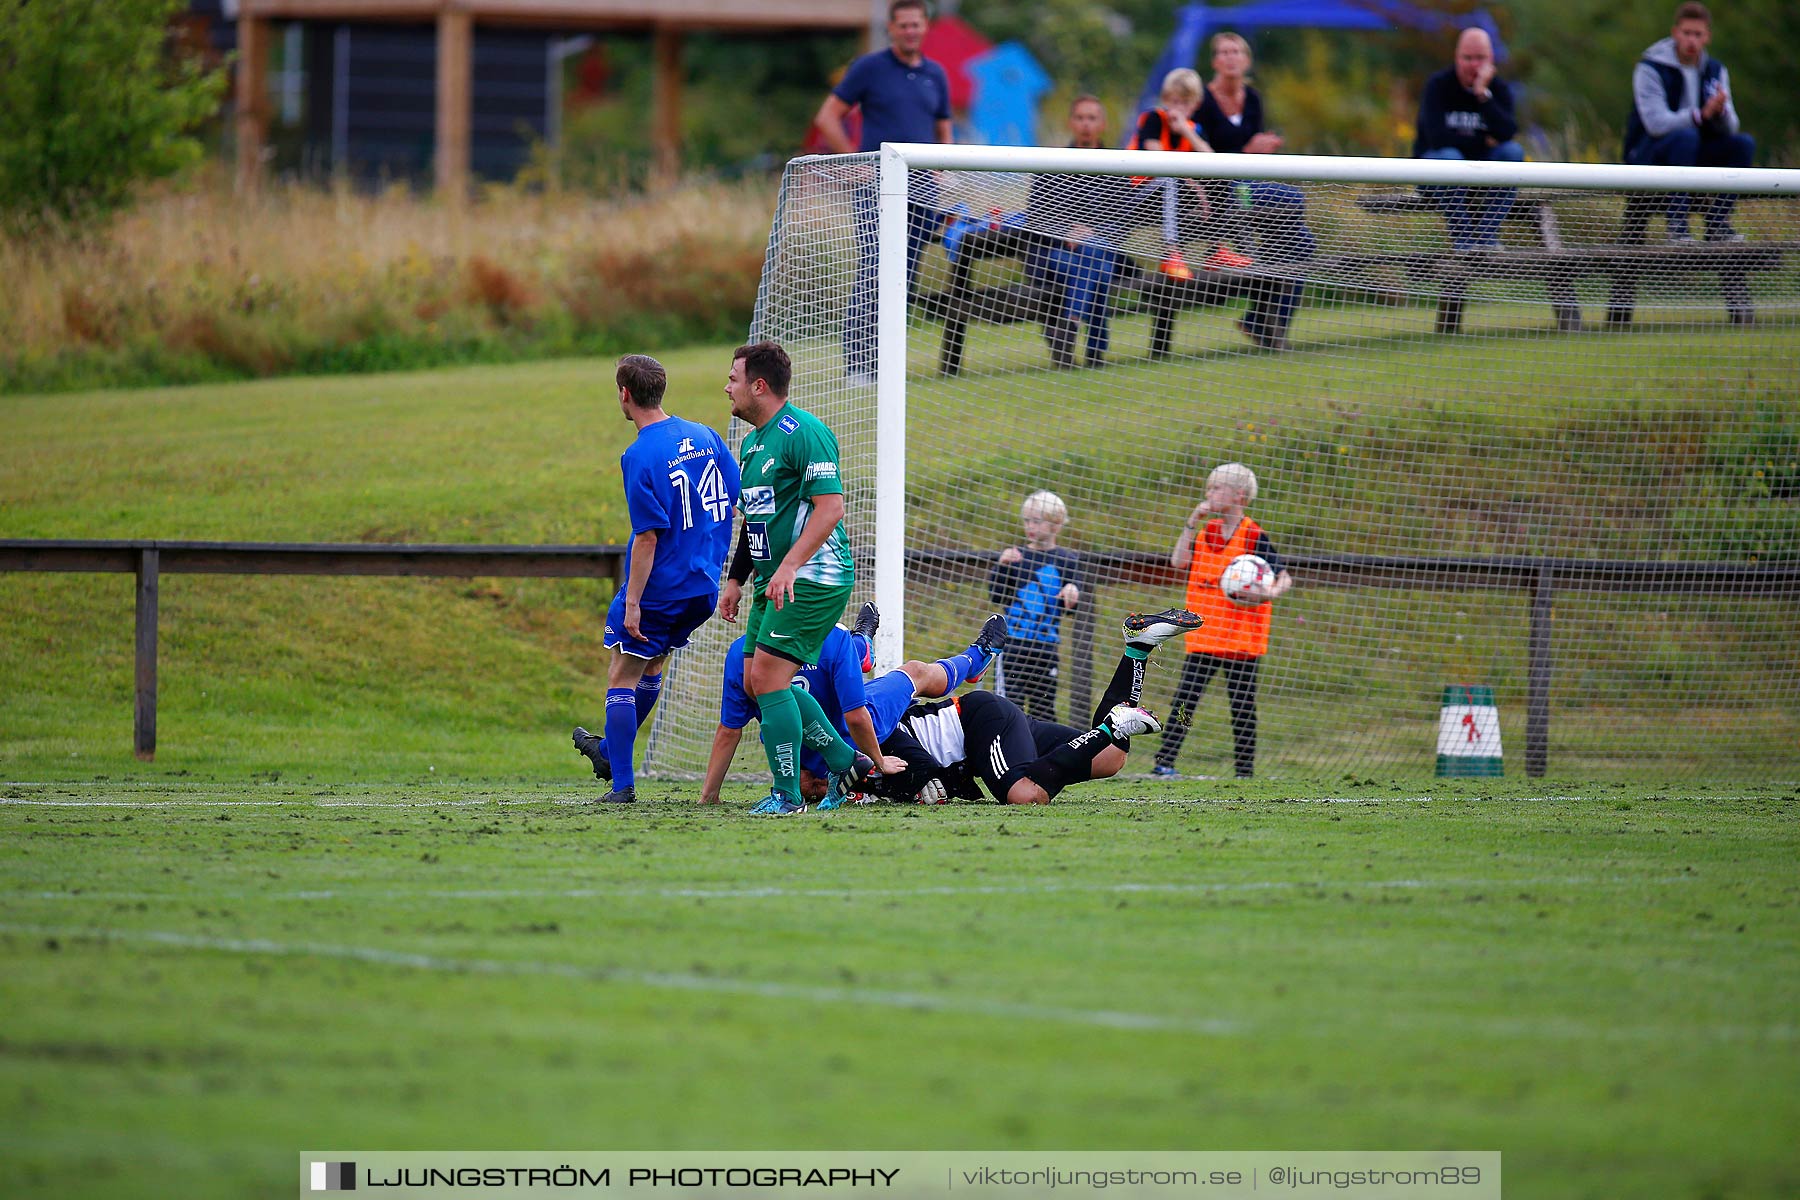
xmin=0 ymin=0 xmax=225 ymax=229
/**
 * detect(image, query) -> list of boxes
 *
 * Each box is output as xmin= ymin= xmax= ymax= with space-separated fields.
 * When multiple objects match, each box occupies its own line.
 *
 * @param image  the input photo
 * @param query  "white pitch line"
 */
xmin=14 ymin=801 xmax=607 ymax=810
xmin=6 ymin=792 xmax=1779 ymax=808
xmin=0 ymin=923 xmax=1238 ymax=1037
xmin=1121 ymin=795 xmax=1617 ymax=805
xmin=0 ymin=795 xmax=1617 ymax=809
xmin=11 ymin=876 xmax=1694 ymax=905
xmin=1391 ymin=1011 xmax=1797 ymax=1045
xmin=2 ymin=923 xmax=1785 ymax=1046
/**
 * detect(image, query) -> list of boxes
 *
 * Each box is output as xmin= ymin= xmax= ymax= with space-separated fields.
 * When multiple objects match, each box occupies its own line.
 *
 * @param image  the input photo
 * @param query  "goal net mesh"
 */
xmin=646 ymin=152 xmax=1800 ymax=784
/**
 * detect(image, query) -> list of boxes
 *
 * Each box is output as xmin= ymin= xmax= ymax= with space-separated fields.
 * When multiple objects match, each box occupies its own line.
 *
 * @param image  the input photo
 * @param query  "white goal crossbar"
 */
xmin=881 ymin=143 xmax=1800 ymax=192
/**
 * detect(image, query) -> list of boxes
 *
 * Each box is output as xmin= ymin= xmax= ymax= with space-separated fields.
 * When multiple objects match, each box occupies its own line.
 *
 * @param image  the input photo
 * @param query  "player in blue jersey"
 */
xmin=697 ymin=605 xmax=1011 ymax=809
xmin=572 ymin=354 xmax=740 ymax=803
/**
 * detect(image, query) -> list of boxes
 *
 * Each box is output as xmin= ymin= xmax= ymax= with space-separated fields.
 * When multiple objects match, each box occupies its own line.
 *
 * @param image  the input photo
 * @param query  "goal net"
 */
xmin=646 ymin=146 xmax=1800 ymax=785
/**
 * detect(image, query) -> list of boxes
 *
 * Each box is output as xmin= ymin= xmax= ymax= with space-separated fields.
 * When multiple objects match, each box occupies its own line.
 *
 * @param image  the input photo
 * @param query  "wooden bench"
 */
xmin=1355 ymin=189 xmax=1583 ymax=332
xmin=924 ymin=224 xmax=1319 ymax=375
xmin=1422 ymin=240 xmax=1792 ymax=330
xmin=1356 ymin=188 xmax=1794 ymax=330
xmin=1605 ymin=192 xmax=1778 ymax=325
xmin=923 ymin=192 xmax=1792 ymax=372
xmin=918 ymin=225 xmax=1057 ymax=376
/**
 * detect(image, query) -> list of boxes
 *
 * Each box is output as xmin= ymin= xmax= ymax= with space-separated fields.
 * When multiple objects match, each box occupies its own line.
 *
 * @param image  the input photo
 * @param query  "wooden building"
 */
xmin=219 ymin=0 xmax=873 ymax=192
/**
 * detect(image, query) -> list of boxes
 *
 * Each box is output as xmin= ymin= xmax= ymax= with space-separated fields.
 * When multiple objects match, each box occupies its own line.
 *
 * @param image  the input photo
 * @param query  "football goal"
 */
xmin=646 ymin=145 xmax=1800 ymax=784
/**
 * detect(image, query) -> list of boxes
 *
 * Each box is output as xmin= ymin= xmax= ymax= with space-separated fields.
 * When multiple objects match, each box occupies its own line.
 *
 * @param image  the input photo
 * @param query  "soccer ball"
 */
xmin=1219 ymin=553 xmax=1272 ymax=607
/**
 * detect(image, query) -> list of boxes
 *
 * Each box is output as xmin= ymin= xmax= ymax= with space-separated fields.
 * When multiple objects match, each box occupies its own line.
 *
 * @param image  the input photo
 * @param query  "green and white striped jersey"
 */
xmin=736 ymin=402 xmax=855 ymax=588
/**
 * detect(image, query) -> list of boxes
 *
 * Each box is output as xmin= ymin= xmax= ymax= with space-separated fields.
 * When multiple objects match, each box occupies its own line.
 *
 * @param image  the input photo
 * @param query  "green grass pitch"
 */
xmin=2 ymin=782 xmax=1797 ymax=1199
xmin=3 ymin=333 xmax=1797 ymax=1199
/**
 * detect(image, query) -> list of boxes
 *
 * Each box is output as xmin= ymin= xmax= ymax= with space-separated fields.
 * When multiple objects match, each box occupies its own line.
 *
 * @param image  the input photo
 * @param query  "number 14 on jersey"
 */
xmin=669 ymin=459 xmax=733 ymax=530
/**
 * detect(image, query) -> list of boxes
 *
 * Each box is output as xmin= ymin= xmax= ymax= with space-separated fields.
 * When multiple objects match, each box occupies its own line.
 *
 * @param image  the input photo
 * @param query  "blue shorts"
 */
xmin=604 ymin=591 xmax=716 ymax=660
xmin=796 ymin=671 xmax=917 ymax=781
xmin=864 ymin=669 xmax=918 ymax=742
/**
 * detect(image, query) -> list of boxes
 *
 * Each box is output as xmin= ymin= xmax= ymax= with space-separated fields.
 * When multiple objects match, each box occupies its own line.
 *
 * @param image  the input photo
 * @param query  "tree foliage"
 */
xmin=963 ymin=0 xmax=1165 ymax=100
xmin=0 ymin=0 xmax=226 ymax=229
xmin=540 ymin=31 xmax=861 ymax=189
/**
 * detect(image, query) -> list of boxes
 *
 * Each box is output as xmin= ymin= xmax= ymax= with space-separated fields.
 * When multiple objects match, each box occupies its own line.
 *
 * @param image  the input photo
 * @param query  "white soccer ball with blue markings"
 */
xmin=1219 ymin=553 xmax=1272 ymax=607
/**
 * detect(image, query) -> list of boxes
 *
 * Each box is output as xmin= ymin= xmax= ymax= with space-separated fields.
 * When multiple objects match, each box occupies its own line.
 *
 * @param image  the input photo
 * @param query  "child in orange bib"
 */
xmin=1129 ymin=68 xmax=1250 ymax=279
xmin=1154 ymin=462 xmax=1293 ymax=778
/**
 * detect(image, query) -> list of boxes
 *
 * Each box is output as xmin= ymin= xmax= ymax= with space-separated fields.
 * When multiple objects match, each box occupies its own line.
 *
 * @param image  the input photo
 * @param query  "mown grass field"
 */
xmin=3 ymin=324 xmax=1798 ymax=1199
xmin=884 ymin=308 xmax=1800 ymax=779
xmin=2 ymin=784 xmax=1797 ymax=1200
xmin=1 ymin=348 xmax=737 ymax=780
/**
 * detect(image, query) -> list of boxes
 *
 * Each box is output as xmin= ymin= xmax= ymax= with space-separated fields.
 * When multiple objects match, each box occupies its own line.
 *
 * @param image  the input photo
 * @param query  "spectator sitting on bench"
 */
xmin=1413 ymin=28 xmax=1524 ymax=251
xmin=1196 ymin=31 xmax=1317 ymax=351
xmin=1024 ymin=96 xmax=1137 ymax=369
xmin=1624 ymin=1 xmax=1754 ymax=243
xmin=1129 ymin=69 xmax=1242 ymax=280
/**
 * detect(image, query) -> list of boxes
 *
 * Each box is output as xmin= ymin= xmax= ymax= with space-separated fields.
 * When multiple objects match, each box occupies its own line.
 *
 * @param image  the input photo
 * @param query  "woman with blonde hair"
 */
xmin=1194 ymin=31 xmax=1318 ymax=351
xmin=1195 ymin=33 xmax=1284 ymax=155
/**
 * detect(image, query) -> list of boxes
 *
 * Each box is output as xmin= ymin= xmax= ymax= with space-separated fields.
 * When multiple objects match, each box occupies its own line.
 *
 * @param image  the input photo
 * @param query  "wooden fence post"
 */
xmin=135 ymin=549 xmax=159 ymax=762
xmin=1526 ymin=560 xmax=1553 ymax=777
xmin=651 ymin=26 xmax=684 ymax=183
xmin=235 ymin=14 xmax=268 ymax=196
xmin=435 ymin=11 xmax=472 ymax=201
xmin=1068 ymin=591 xmax=1095 ymax=727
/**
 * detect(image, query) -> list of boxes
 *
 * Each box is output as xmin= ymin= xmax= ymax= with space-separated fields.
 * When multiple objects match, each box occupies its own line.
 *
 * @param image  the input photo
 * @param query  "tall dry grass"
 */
xmin=1 ymin=169 xmax=777 ymax=392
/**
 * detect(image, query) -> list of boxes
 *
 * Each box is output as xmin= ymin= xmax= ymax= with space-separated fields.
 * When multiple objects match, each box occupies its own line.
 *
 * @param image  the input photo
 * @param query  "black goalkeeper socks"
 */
xmin=1091 ymin=652 xmax=1148 ymax=729
xmin=1024 ymin=724 xmax=1123 ymax=799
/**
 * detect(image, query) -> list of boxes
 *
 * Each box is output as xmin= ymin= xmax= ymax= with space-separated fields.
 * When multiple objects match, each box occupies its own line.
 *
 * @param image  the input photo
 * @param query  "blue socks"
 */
xmin=849 ymin=635 xmax=991 ymax=692
xmin=603 ymin=689 xmax=639 ymax=789
xmin=601 ymin=672 xmax=663 ymax=791
xmin=635 ymin=673 xmax=662 ymax=724
xmin=935 ymin=641 xmax=995 ymax=691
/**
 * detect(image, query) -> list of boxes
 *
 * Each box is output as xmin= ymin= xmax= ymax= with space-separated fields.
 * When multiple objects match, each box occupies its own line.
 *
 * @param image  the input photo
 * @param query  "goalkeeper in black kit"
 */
xmin=866 ymin=608 xmax=1203 ymax=805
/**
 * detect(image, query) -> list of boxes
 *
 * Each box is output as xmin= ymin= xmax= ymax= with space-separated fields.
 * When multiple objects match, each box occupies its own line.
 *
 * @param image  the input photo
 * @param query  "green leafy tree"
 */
xmin=965 ymin=0 xmax=1166 ymax=97
xmin=0 ymin=0 xmax=226 ymax=228
xmin=535 ymin=32 xmax=861 ymax=189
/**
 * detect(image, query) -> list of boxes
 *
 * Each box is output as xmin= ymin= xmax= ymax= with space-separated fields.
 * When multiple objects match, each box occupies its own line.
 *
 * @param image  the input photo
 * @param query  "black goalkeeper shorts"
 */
xmin=958 ymin=690 xmax=1045 ymax=802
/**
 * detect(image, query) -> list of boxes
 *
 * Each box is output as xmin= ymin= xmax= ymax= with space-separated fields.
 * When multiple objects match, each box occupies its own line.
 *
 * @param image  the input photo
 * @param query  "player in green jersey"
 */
xmin=720 ymin=341 xmax=888 ymax=814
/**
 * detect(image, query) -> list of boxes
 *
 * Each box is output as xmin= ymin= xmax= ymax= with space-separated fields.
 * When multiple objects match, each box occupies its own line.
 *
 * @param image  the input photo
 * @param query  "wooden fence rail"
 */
xmin=5 ymin=540 xmax=1796 ymax=774
xmin=0 ymin=540 xmax=628 ymax=761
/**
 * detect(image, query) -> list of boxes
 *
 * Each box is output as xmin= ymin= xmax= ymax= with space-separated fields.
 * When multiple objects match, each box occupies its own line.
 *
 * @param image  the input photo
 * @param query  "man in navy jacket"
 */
xmin=1413 ymin=28 xmax=1522 ymax=250
xmin=1624 ymin=1 xmax=1754 ymax=242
